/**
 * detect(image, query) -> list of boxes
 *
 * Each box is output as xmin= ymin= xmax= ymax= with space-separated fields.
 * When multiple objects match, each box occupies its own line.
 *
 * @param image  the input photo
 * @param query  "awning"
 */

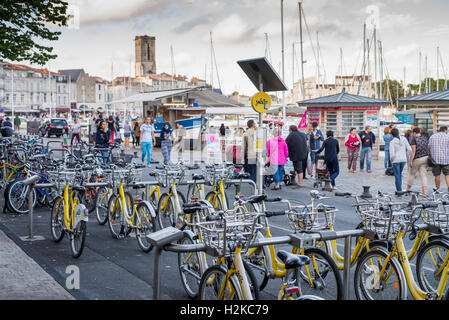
xmin=111 ymin=89 xmax=193 ymax=104
xmin=205 ymin=107 xmax=258 ymax=115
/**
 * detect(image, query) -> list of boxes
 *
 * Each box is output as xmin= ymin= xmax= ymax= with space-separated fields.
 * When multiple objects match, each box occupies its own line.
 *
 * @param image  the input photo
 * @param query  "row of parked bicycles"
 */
xmin=3 ymin=135 xmax=449 ymax=300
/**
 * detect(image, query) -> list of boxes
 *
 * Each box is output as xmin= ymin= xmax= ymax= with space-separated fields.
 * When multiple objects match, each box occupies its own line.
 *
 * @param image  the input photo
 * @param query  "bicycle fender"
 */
xmin=140 ymin=200 xmax=157 ymax=219
xmin=74 ymin=203 xmax=89 ymax=226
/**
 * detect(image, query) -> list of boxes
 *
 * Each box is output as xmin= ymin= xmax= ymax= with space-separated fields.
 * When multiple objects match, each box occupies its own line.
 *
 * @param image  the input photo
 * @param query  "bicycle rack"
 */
xmin=148 ymin=228 xmax=367 ymax=300
xmin=19 ymin=177 xmax=54 ymax=242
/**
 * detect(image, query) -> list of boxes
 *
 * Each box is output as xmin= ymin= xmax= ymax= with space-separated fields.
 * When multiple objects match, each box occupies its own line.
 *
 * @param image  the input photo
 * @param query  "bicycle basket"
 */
xmin=358 ymin=207 xmax=414 ymax=240
xmin=126 ymin=168 xmax=142 ymax=184
xmin=47 ymin=171 xmax=77 ymax=190
xmin=287 ymin=205 xmax=337 ymax=233
xmin=195 ymin=212 xmax=263 ymax=257
xmin=422 ymin=206 xmax=449 ymax=234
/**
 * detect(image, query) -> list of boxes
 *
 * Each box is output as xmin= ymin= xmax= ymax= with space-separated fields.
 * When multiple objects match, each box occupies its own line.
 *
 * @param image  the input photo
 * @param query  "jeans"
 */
xmin=360 ymin=147 xmax=372 ymax=171
xmin=384 ymin=150 xmax=390 ymax=168
xmin=347 ymin=149 xmax=359 ymax=171
xmin=327 ymin=161 xmax=340 ymax=187
xmin=393 ymin=162 xmax=406 ymax=191
xmin=141 ymin=141 xmax=153 ymax=165
xmin=101 ymin=150 xmax=109 ymax=164
xmin=273 ymin=165 xmax=285 ymax=184
xmin=71 ymin=133 xmax=80 ymax=145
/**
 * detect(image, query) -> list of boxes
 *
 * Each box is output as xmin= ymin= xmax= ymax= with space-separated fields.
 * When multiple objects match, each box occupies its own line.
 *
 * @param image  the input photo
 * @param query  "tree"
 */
xmin=0 ymin=0 xmax=69 ymax=65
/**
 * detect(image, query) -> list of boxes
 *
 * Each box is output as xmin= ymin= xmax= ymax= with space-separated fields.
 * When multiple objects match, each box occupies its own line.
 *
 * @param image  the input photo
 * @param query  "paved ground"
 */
xmin=0 ymin=137 xmax=439 ymax=300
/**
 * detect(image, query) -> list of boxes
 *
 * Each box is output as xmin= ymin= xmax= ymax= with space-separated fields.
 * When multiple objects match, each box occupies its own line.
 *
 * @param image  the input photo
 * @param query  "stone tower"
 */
xmin=135 ymin=35 xmax=156 ymax=77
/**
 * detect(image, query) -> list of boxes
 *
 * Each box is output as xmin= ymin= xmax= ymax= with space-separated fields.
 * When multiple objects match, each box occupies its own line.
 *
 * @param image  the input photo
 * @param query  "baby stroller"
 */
xmin=263 ymin=165 xmax=296 ymax=189
xmin=313 ymin=155 xmax=332 ymax=191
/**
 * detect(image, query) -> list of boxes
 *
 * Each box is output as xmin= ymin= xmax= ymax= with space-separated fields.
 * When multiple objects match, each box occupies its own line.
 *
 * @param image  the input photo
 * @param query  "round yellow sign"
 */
xmin=251 ymin=92 xmax=271 ymax=113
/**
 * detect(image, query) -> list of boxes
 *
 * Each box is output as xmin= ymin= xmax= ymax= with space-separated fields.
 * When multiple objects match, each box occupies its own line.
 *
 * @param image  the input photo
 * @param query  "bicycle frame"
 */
xmin=372 ymin=231 xmax=449 ymax=300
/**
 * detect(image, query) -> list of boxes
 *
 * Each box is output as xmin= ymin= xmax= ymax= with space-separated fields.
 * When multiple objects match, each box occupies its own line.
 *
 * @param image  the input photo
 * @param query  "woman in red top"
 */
xmin=344 ymin=128 xmax=361 ymax=173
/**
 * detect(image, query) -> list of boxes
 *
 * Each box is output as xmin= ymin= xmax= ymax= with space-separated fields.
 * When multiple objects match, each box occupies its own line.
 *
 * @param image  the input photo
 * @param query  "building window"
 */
xmin=147 ymin=44 xmax=151 ymax=61
xmin=342 ymin=111 xmax=364 ymax=133
xmin=326 ymin=111 xmax=337 ymax=133
xmin=21 ymin=94 xmax=24 ymax=104
xmin=6 ymin=94 xmax=9 ymax=103
xmin=43 ymin=93 xmax=47 ymax=103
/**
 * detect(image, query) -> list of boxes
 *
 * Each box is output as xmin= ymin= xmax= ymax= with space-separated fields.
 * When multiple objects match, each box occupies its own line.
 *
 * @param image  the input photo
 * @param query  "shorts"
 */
xmin=292 ymin=161 xmax=303 ymax=174
xmin=124 ymin=132 xmax=131 ymax=137
xmin=432 ymin=164 xmax=449 ymax=176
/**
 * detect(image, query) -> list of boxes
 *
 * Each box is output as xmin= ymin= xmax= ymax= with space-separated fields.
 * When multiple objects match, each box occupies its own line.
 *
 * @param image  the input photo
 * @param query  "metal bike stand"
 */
xmin=19 ymin=177 xmax=54 ymax=242
xmin=289 ymin=229 xmax=365 ymax=300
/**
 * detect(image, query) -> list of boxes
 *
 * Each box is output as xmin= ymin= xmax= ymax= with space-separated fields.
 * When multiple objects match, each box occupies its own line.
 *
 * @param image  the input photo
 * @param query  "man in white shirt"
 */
xmin=71 ymin=118 xmax=81 ymax=145
xmin=140 ymin=117 xmax=156 ymax=167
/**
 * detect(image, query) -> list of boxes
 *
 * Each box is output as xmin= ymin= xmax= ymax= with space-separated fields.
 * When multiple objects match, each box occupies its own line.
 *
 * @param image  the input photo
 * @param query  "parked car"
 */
xmin=39 ymin=118 xmax=69 ymax=137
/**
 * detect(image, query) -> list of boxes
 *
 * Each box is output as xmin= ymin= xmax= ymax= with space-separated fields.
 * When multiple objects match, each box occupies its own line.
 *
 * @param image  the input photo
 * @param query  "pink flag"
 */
xmin=298 ymin=111 xmax=307 ymax=132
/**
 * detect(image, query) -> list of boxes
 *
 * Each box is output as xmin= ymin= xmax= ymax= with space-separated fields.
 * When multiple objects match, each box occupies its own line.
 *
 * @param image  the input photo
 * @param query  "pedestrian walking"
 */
xmin=160 ymin=123 xmax=173 ymax=165
xmin=70 ymin=118 xmax=81 ymax=145
xmin=389 ymin=128 xmax=412 ymax=193
xmin=133 ymin=120 xmax=141 ymax=147
xmin=428 ymin=126 xmax=449 ymax=192
xmin=315 ymin=131 xmax=340 ymax=190
xmin=309 ymin=122 xmax=324 ymax=177
xmin=242 ymin=119 xmax=257 ymax=183
xmin=14 ymin=115 xmax=20 ymax=132
xmin=406 ymin=127 xmax=429 ymax=196
xmin=174 ymin=122 xmax=186 ymax=160
xmin=266 ymin=127 xmax=289 ymax=190
xmin=107 ymin=115 xmax=117 ymax=142
xmin=140 ymin=117 xmax=155 ymax=167
xmin=303 ymin=125 xmax=313 ymax=179
xmin=359 ymin=126 xmax=376 ymax=173
xmin=95 ymin=120 xmax=111 ymax=164
xmin=344 ymin=128 xmax=361 ymax=173
xmin=383 ymin=126 xmax=394 ymax=169
xmin=123 ymin=120 xmax=132 ymax=149
xmin=286 ymin=125 xmax=308 ymax=188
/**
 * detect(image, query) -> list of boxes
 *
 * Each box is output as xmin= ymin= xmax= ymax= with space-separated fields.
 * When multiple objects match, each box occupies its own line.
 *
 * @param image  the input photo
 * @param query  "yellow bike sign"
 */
xmin=251 ymin=92 xmax=271 ymax=113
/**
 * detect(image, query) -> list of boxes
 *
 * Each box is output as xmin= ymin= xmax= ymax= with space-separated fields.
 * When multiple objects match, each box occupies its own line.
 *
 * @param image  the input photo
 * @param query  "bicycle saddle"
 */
xmin=239 ymin=194 xmax=267 ymax=204
xmin=132 ymin=183 xmax=146 ymax=189
xmin=192 ymin=174 xmax=204 ymax=180
xmin=72 ymin=185 xmax=85 ymax=192
xmin=277 ymin=251 xmax=310 ymax=270
xmin=236 ymin=173 xmax=250 ymax=179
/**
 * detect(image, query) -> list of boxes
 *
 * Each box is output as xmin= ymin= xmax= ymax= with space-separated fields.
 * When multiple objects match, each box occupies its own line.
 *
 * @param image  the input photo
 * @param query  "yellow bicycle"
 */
xmin=107 ymin=167 xmax=157 ymax=252
xmin=50 ymin=171 xmax=89 ymax=258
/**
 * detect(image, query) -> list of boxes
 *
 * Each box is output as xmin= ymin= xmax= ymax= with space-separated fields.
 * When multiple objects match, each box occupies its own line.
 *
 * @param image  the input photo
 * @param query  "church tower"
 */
xmin=135 ymin=35 xmax=156 ymax=76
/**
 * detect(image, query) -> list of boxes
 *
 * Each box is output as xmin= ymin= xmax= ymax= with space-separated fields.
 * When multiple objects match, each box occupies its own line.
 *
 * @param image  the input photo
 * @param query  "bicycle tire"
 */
xmin=157 ymin=193 xmax=175 ymax=229
xmin=178 ymin=236 xmax=205 ymax=299
xmin=82 ymin=187 xmax=97 ymax=213
xmin=70 ymin=220 xmax=87 ymax=259
xmin=50 ymin=196 xmax=65 ymax=243
xmin=354 ymin=248 xmax=406 ymax=300
xmin=205 ymin=191 xmax=224 ymax=211
xmin=7 ymin=179 xmax=37 ymax=214
xmin=416 ymin=239 xmax=449 ymax=293
xmin=298 ymin=248 xmax=343 ymax=300
xmin=95 ymin=186 xmax=110 ymax=225
xmin=107 ymin=192 xmax=133 ymax=238
xmin=198 ymin=265 xmax=243 ymax=300
xmin=135 ymin=202 xmax=157 ymax=253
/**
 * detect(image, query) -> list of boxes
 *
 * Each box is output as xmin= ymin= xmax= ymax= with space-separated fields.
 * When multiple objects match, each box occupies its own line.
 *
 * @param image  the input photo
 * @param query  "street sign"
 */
xmin=251 ymin=92 xmax=271 ymax=113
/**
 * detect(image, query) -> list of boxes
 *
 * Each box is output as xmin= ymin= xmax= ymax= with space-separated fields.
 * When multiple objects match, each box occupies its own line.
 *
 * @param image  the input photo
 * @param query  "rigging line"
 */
xmin=439 ymin=50 xmax=449 ymax=89
xmin=211 ymin=38 xmax=222 ymax=92
xmin=357 ymin=31 xmax=375 ymax=95
xmin=301 ymin=7 xmax=319 ymax=70
xmin=350 ymin=37 xmax=364 ymax=89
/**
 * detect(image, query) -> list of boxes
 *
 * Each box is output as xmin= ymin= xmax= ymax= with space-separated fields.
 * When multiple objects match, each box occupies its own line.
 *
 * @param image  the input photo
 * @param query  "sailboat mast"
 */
xmin=210 ymin=31 xmax=214 ymax=89
xmin=437 ymin=46 xmax=440 ymax=92
xmin=281 ymin=0 xmax=286 ymax=123
xmin=299 ymin=1 xmax=305 ymax=100
xmin=379 ymin=41 xmax=383 ymax=100
xmin=374 ymin=26 xmax=378 ymax=99
xmin=418 ymin=51 xmax=422 ymax=95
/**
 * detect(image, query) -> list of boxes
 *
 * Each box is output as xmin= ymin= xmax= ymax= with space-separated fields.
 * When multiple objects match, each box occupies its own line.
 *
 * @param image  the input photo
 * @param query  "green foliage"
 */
xmin=0 ymin=0 xmax=69 ymax=65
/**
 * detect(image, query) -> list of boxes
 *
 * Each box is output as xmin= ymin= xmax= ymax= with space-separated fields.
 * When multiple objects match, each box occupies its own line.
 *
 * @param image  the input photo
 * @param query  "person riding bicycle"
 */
xmin=95 ymin=120 xmax=111 ymax=163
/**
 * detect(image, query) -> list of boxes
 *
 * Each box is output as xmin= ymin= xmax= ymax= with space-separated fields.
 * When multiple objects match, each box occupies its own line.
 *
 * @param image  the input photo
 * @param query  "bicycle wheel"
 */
xmin=50 ymin=196 xmax=65 ymax=242
xmin=95 ymin=186 xmax=110 ymax=225
xmin=206 ymin=191 xmax=223 ymax=211
xmin=7 ymin=180 xmax=37 ymax=214
xmin=198 ymin=265 xmax=243 ymax=300
xmin=70 ymin=206 xmax=87 ymax=259
xmin=297 ymin=248 xmax=343 ymax=300
xmin=135 ymin=202 xmax=157 ymax=252
xmin=157 ymin=193 xmax=175 ymax=229
xmin=82 ymin=187 xmax=97 ymax=213
xmin=0 ymin=164 xmax=18 ymax=188
xmin=245 ymin=242 xmax=270 ymax=292
xmin=354 ymin=249 xmax=405 ymax=300
xmin=178 ymin=236 xmax=205 ymax=299
xmin=107 ymin=194 xmax=131 ymax=239
xmin=416 ymin=239 xmax=449 ymax=293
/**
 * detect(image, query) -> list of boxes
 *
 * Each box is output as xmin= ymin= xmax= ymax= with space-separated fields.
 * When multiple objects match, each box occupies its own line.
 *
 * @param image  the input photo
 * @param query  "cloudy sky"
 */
xmin=37 ymin=0 xmax=449 ymax=95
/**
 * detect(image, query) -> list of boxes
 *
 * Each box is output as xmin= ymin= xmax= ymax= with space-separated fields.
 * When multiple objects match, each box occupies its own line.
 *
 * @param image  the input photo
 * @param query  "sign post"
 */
xmin=237 ymin=57 xmax=288 ymax=196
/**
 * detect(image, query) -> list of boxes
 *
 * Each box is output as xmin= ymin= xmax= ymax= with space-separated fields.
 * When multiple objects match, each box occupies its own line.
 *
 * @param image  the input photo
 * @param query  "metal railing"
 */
xmin=147 ymin=227 xmax=366 ymax=300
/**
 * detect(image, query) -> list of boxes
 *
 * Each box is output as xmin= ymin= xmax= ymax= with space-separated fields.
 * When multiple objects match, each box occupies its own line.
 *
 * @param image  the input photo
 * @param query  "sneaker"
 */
xmin=332 ymin=187 xmax=337 ymax=191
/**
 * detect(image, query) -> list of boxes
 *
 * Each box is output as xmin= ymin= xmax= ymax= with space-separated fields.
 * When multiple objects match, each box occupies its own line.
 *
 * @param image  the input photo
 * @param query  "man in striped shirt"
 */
xmin=428 ymin=126 xmax=449 ymax=191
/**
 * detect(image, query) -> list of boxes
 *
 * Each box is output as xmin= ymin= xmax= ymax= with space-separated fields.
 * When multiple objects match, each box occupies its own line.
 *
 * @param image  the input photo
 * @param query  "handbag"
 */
xmin=307 ymin=153 xmax=313 ymax=176
xmin=427 ymin=156 xmax=435 ymax=168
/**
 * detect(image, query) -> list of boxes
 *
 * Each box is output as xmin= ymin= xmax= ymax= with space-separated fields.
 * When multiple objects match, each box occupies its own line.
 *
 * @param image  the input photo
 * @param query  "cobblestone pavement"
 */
xmin=0 ymin=229 xmax=74 ymax=300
